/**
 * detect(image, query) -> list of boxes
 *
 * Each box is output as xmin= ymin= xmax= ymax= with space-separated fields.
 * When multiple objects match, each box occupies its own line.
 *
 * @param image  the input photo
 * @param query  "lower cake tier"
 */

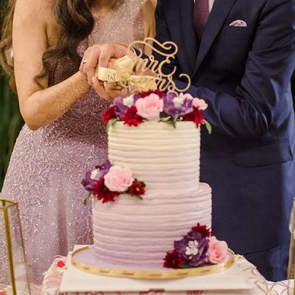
xmin=92 ymin=182 xmax=212 ymax=269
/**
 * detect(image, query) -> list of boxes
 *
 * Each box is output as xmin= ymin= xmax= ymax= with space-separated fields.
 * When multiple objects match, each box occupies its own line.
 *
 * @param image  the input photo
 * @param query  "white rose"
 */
xmin=173 ymin=96 xmax=185 ymax=107
xmin=123 ymin=95 xmax=134 ymax=107
xmin=90 ymin=169 xmax=100 ymax=180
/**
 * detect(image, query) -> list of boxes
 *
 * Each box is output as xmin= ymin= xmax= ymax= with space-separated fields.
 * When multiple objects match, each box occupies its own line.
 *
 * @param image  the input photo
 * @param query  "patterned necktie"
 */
xmin=194 ymin=0 xmax=210 ymax=40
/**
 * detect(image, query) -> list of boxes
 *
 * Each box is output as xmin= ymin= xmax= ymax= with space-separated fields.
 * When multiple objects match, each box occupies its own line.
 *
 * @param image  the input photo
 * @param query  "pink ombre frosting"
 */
xmin=92 ymin=121 xmax=212 ymax=268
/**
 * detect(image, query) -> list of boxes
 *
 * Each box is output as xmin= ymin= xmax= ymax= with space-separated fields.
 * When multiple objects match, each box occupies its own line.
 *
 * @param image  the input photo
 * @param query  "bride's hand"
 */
xmin=103 ymin=82 xmax=129 ymax=101
xmin=79 ymin=43 xmax=134 ymax=99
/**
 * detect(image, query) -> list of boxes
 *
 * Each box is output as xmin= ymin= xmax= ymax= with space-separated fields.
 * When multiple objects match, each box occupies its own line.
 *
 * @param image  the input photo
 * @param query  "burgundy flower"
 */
xmin=139 ymin=89 xmax=164 ymax=98
xmin=102 ymin=105 xmax=117 ymax=123
xmin=121 ymin=106 xmax=144 ymax=126
xmin=92 ymin=179 xmax=120 ymax=203
xmin=183 ymin=106 xmax=205 ymax=128
xmin=163 ymin=250 xmax=184 ymax=269
xmin=191 ymin=223 xmax=212 ymax=238
xmin=128 ymin=180 xmax=146 ymax=196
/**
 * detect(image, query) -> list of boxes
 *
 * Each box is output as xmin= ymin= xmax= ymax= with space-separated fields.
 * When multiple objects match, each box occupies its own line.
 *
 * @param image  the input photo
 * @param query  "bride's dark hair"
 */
xmin=0 ymin=0 xmax=95 ymax=88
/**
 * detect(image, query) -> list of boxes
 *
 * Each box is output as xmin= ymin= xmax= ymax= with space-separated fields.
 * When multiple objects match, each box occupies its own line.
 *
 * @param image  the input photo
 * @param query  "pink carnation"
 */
xmin=179 ymin=93 xmax=194 ymax=100
xmin=193 ymin=98 xmax=208 ymax=110
xmin=104 ymin=166 xmax=134 ymax=192
xmin=135 ymin=94 xmax=164 ymax=121
xmin=207 ymin=236 xmax=228 ymax=264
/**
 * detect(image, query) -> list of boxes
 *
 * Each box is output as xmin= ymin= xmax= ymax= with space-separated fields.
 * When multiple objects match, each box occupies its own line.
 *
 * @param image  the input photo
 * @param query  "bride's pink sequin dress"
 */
xmin=0 ymin=0 xmax=145 ymax=285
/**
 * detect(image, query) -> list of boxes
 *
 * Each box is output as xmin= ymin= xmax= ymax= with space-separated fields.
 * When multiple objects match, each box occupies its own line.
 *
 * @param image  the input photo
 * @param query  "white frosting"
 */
xmin=93 ymin=121 xmax=212 ymax=268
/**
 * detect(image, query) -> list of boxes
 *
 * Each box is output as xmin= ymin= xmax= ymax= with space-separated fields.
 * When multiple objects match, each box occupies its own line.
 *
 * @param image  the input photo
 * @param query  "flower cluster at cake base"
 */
xmin=82 ymin=160 xmax=145 ymax=203
xmin=102 ymin=89 xmax=211 ymax=132
xmin=164 ymin=223 xmax=228 ymax=269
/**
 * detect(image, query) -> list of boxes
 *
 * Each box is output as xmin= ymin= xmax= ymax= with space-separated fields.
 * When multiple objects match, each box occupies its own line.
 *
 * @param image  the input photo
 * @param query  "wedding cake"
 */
xmin=93 ymin=121 xmax=212 ymax=268
xmin=82 ymin=90 xmax=228 ymax=273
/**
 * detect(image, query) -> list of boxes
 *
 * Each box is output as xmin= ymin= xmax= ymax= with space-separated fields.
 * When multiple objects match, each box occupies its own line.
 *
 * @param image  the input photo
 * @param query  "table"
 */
xmin=42 ymin=255 xmax=293 ymax=295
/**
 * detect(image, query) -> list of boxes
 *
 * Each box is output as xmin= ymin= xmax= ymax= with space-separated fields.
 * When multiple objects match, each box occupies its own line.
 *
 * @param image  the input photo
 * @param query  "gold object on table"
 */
xmin=0 ymin=199 xmax=31 ymax=295
xmin=71 ymin=246 xmax=235 ymax=279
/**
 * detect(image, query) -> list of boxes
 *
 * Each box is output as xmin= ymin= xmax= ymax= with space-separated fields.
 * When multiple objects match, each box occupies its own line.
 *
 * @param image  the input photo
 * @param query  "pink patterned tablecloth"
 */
xmin=42 ymin=256 xmax=293 ymax=295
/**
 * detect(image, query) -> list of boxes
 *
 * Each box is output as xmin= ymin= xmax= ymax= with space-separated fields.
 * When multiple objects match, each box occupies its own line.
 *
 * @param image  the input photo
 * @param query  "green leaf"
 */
xmin=129 ymin=194 xmax=143 ymax=200
xmin=83 ymin=193 xmax=92 ymax=206
xmin=160 ymin=112 xmax=169 ymax=119
xmin=204 ymin=120 xmax=212 ymax=134
xmin=109 ymin=119 xmax=118 ymax=127
xmin=166 ymin=120 xmax=176 ymax=129
xmin=182 ymin=264 xmax=192 ymax=269
xmin=106 ymin=119 xmax=118 ymax=131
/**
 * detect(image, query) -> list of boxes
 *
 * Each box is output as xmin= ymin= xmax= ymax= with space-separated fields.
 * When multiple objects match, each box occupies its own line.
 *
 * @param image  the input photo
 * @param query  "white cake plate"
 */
xmin=59 ymin=245 xmax=254 ymax=293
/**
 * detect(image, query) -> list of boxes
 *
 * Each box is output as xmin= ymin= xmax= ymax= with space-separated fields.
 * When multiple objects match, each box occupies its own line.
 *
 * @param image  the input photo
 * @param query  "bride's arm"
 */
xmin=142 ymin=0 xmax=156 ymax=55
xmin=13 ymin=0 xmax=90 ymax=131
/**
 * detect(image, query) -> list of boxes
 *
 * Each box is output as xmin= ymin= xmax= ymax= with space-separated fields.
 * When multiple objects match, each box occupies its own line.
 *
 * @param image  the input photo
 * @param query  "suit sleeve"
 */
xmin=157 ymin=0 xmax=295 ymax=139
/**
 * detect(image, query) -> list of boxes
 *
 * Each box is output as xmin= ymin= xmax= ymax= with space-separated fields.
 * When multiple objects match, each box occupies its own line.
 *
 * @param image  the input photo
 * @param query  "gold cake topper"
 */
xmin=97 ymin=38 xmax=191 ymax=94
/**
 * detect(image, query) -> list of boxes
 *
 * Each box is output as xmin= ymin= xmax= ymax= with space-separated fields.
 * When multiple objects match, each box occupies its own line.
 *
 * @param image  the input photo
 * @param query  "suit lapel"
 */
xmin=193 ymin=0 xmax=238 ymax=74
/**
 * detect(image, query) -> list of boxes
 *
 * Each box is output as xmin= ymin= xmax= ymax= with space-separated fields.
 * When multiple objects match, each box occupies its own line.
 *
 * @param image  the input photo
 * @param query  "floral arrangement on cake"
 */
xmin=164 ymin=223 xmax=228 ymax=269
xmin=102 ymin=89 xmax=211 ymax=132
xmin=82 ymin=160 xmax=145 ymax=203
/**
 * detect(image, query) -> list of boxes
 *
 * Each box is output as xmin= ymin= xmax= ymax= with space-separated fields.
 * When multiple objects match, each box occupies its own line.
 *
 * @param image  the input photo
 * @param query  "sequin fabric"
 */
xmin=0 ymin=0 xmax=145 ymax=285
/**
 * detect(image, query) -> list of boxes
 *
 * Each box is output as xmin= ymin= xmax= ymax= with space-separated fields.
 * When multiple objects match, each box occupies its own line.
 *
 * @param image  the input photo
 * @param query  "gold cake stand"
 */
xmin=71 ymin=246 xmax=235 ymax=280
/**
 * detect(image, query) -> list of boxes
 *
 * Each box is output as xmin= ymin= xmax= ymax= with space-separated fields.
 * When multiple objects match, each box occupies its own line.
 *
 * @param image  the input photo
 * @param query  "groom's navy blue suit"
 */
xmin=155 ymin=0 xmax=295 ymax=281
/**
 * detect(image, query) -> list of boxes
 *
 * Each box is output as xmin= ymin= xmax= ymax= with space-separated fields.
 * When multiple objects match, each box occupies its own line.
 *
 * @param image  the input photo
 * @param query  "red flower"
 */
xmin=93 ymin=179 xmax=120 ymax=203
xmin=128 ymin=180 xmax=146 ymax=196
xmin=139 ymin=89 xmax=164 ymax=98
xmin=102 ymin=105 xmax=117 ymax=123
xmin=191 ymin=223 xmax=212 ymax=238
xmin=121 ymin=106 xmax=143 ymax=126
xmin=183 ymin=106 xmax=205 ymax=128
xmin=57 ymin=260 xmax=65 ymax=268
xmin=163 ymin=250 xmax=184 ymax=269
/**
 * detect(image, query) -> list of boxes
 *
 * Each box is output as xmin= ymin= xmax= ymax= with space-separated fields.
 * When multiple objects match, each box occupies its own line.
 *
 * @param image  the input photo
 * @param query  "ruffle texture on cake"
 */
xmin=93 ymin=121 xmax=212 ymax=268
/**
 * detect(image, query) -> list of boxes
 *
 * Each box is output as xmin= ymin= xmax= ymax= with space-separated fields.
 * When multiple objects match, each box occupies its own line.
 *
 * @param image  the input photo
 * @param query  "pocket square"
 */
xmin=229 ymin=20 xmax=247 ymax=27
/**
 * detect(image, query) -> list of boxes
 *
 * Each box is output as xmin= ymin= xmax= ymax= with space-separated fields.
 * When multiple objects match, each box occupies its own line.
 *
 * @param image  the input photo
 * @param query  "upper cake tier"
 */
xmin=108 ymin=121 xmax=201 ymax=191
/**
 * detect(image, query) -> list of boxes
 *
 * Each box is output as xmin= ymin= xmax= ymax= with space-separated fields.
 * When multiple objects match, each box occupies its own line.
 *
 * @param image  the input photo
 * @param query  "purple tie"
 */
xmin=194 ymin=0 xmax=210 ymax=40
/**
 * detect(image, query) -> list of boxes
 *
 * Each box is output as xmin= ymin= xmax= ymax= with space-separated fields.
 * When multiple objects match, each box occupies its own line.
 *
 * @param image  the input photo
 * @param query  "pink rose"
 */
xmin=193 ymin=98 xmax=208 ymax=110
xmin=182 ymin=93 xmax=208 ymax=110
xmin=207 ymin=236 xmax=228 ymax=264
xmin=179 ymin=93 xmax=194 ymax=100
xmin=135 ymin=94 xmax=164 ymax=121
xmin=104 ymin=166 xmax=134 ymax=192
